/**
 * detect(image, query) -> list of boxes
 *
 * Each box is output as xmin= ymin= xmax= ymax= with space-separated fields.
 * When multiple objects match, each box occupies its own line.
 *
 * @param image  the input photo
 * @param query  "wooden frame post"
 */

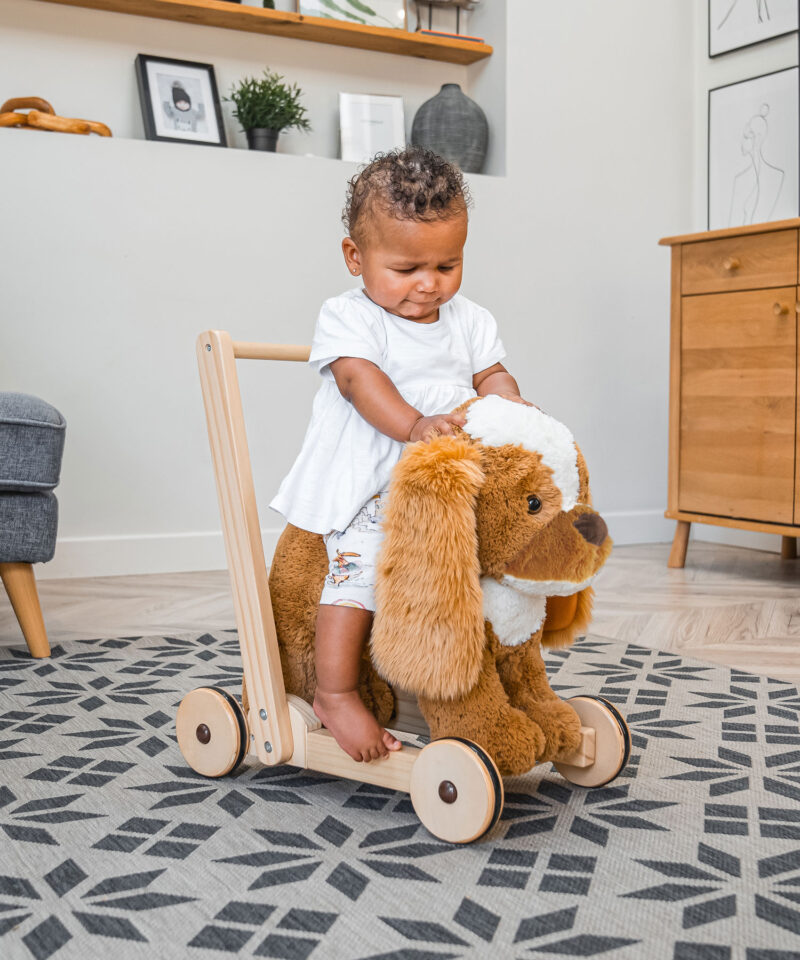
xmin=196 ymin=331 xmax=309 ymax=765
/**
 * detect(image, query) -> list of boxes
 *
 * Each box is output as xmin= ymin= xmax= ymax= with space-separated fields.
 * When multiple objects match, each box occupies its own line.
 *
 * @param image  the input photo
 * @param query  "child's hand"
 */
xmin=409 ymin=413 xmax=466 ymax=443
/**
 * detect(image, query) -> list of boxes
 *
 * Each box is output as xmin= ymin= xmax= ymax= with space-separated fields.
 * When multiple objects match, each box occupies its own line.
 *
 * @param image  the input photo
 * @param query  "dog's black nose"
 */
xmin=573 ymin=513 xmax=608 ymax=546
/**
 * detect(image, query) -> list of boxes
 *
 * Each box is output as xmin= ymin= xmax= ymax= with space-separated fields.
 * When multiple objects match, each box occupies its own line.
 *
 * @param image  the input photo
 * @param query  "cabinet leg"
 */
xmin=668 ymin=521 xmax=691 ymax=569
xmin=0 ymin=562 xmax=51 ymax=658
xmin=781 ymin=536 xmax=798 ymax=560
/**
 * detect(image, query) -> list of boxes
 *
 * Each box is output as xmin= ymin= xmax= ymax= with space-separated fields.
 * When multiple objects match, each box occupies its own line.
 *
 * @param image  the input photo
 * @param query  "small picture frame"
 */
xmin=708 ymin=66 xmax=799 ymax=229
xmin=298 ymin=0 xmax=408 ymax=30
xmin=708 ymin=0 xmax=798 ymax=57
xmin=339 ymin=93 xmax=405 ymax=164
xmin=135 ymin=54 xmax=227 ymax=147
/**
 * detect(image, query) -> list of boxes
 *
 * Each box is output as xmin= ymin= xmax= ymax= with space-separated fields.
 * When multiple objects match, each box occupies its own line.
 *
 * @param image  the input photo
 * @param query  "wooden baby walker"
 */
xmin=176 ymin=331 xmax=631 ymax=844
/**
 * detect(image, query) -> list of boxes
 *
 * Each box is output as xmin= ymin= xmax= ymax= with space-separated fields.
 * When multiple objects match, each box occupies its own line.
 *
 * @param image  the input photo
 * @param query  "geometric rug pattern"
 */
xmin=2 ymin=631 xmax=800 ymax=959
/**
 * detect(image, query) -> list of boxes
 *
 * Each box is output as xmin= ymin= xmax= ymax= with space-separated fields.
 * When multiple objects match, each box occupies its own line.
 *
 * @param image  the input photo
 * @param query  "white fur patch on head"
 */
xmin=463 ymin=396 xmax=579 ymax=511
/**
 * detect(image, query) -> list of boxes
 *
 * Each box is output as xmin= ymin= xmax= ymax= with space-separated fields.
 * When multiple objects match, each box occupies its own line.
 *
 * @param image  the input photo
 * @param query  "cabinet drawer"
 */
xmin=682 ymin=230 xmax=797 ymax=295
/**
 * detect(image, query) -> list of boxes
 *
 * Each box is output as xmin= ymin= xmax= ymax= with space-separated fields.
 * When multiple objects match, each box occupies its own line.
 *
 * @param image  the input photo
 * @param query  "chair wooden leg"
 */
xmin=0 ymin=562 xmax=51 ymax=658
xmin=781 ymin=536 xmax=798 ymax=560
xmin=668 ymin=520 xmax=691 ymax=569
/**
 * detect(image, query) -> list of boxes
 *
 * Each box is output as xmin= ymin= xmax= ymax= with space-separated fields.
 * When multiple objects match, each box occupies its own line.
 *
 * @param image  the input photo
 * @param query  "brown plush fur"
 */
xmin=371 ymin=437 xmax=485 ymax=700
xmin=265 ymin=398 xmax=611 ymax=776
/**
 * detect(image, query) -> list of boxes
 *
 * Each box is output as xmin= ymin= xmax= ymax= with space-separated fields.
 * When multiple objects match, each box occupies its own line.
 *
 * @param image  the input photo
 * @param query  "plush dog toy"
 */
xmin=262 ymin=395 xmax=612 ymax=776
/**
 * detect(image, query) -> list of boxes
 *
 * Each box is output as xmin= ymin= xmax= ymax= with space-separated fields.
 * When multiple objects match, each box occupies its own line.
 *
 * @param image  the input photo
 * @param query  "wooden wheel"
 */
xmin=176 ymin=686 xmax=248 ymax=778
xmin=553 ymin=695 xmax=630 ymax=788
xmin=410 ymin=738 xmax=504 ymax=844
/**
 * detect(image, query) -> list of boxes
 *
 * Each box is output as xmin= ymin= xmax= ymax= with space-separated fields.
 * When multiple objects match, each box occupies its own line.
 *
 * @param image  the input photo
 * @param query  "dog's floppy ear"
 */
xmin=372 ymin=435 xmax=485 ymax=700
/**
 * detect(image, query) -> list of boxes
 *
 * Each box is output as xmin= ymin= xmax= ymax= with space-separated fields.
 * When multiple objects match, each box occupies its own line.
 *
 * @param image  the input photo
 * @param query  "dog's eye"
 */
xmin=527 ymin=495 xmax=542 ymax=514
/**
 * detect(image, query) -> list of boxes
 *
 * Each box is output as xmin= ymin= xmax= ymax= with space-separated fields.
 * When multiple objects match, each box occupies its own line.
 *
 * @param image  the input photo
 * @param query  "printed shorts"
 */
xmin=320 ymin=491 xmax=388 ymax=612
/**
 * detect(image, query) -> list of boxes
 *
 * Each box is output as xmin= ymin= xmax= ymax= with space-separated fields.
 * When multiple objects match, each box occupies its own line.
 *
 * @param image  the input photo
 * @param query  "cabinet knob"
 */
xmin=773 ymin=302 xmax=790 ymax=316
xmin=723 ymin=257 xmax=741 ymax=271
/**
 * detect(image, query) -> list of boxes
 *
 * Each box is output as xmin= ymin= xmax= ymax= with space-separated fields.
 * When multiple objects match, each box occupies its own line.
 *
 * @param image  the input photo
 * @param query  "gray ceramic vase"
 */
xmin=411 ymin=83 xmax=488 ymax=174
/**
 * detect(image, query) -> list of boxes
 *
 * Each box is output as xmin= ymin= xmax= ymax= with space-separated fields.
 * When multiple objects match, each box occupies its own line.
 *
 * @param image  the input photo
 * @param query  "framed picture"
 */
xmin=135 ymin=54 xmax=226 ymax=147
xmin=709 ymin=0 xmax=798 ymax=57
xmin=339 ymin=93 xmax=405 ymax=164
xmin=708 ymin=67 xmax=799 ymax=229
xmin=298 ymin=0 xmax=408 ymax=30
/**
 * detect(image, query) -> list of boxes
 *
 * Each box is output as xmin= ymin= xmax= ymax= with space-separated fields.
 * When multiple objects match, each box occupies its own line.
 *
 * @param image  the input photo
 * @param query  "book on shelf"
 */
xmin=417 ymin=28 xmax=485 ymax=43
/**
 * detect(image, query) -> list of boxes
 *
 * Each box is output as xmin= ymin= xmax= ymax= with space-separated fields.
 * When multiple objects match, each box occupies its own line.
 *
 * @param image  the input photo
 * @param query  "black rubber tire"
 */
xmin=205 ymin=685 xmax=248 ymax=776
xmin=581 ymin=695 xmax=631 ymax=786
xmin=446 ymin=737 xmax=504 ymax=839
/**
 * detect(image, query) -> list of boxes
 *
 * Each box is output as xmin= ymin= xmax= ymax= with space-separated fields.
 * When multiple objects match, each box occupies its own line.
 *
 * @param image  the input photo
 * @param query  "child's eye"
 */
xmin=439 ymin=266 xmax=455 ymax=272
xmin=394 ymin=267 xmax=416 ymax=274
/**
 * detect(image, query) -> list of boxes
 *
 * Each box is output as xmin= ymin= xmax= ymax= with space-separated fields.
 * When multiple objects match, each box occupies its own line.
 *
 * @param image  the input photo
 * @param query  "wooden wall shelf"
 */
xmin=36 ymin=0 xmax=493 ymax=65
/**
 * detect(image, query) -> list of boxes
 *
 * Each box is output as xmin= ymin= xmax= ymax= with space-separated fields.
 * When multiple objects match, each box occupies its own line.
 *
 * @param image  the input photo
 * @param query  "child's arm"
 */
xmin=331 ymin=357 xmax=466 ymax=442
xmin=473 ymin=363 xmax=533 ymax=406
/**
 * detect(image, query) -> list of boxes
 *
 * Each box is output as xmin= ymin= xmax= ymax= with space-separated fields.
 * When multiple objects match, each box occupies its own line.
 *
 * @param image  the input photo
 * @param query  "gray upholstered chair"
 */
xmin=0 ymin=393 xmax=66 ymax=658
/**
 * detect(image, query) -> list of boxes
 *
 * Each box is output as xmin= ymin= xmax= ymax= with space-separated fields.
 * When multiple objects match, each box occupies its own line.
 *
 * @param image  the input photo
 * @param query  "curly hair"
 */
xmin=343 ymin=147 xmax=471 ymax=243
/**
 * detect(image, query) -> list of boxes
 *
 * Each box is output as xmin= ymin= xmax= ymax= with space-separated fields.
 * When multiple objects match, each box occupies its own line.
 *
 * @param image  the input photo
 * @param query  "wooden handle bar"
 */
xmin=0 ymin=97 xmax=54 ymax=114
xmin=232 ymin=342 xmax=310 ymax=362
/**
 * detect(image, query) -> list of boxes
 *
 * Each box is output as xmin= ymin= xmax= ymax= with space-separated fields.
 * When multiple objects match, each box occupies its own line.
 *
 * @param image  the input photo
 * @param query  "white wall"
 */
xmin=688 ymin=2 xmax=798 ymax=554
xmin=464 ymin=0 xmax=694 ymax=551
xmin=1 ymin=0 xmax=696 ymax=579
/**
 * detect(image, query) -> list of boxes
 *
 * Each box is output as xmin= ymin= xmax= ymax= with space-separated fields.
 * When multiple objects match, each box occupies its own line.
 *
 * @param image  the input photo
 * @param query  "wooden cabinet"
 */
xmin=660 ymin=220 xmax=800 ymax=566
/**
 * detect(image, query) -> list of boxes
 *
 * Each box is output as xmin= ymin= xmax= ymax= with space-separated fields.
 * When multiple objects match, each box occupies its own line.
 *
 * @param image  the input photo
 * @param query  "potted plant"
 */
xmin=225 ymin=69 xmax=311 ymax=152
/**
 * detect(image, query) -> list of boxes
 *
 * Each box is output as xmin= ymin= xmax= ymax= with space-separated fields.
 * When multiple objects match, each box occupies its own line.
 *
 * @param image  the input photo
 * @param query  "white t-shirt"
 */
xmin=269 ymin=288 xmax=506 ymax=534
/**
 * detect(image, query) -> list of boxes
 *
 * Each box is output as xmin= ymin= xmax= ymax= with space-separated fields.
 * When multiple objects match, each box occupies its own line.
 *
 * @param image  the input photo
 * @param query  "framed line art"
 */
xmin=297 ymin=0 xmax=408 ymax=30
xmin=709 ymin=0 xmax=798 ymax=57
xmin=135 ymin=55 xmax=227 ymax=147
xmin=708 ymin=67 xmax=799 ymax=230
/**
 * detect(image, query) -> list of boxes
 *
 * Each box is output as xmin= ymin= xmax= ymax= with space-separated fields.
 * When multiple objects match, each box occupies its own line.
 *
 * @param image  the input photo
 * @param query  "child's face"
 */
xmin=342 ymin=208 xmax=467 ymax=323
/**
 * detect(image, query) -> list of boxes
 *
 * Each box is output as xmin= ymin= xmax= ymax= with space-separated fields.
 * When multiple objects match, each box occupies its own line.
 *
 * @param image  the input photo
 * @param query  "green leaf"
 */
xmin=344 ymin=0 xmax=378 ymax=16
xmin=317 ymin=0 xmax=367 ymax=24
xmin=224 ymin=69 xmax=311 ymax=134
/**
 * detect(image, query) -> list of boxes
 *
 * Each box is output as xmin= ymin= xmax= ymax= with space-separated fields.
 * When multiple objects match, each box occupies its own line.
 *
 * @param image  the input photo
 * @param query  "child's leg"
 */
xmin=313 ymin=604 xmax=400 ymax=762
xmin=314 ymin=492 xmax=399 ymax=762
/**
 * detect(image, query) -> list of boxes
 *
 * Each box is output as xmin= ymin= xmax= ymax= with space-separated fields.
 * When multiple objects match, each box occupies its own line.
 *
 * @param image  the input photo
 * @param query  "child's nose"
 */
xmin=416 ymin=271 xmax=437 ymax=292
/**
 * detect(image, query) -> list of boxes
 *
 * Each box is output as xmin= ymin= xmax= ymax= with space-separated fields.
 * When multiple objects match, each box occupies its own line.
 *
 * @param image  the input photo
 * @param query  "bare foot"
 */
xmin=313 ymin=689 xmax=402 ymax=762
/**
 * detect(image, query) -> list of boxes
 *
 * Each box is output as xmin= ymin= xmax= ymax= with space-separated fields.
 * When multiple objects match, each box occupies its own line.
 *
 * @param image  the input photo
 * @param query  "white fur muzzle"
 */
xmin=463 ymin=396 xmax=580 ymax=511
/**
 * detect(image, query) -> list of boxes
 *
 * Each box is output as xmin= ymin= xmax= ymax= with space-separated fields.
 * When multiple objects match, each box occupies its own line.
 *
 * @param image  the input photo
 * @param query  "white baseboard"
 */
xmin=603 ymin=509 xmax=674 ymax=545
xmin=38 ymin=529 xmax=284 ymax=580
xmin=37 ymin=509 xmax=785 ymax=580
xmin=604 ymin=510 xmax=785 ymax=553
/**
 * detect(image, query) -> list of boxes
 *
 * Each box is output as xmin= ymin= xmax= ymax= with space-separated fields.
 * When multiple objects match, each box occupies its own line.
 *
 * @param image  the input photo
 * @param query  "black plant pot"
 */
xmin=246 ymin=128 xmax=279 ymax=152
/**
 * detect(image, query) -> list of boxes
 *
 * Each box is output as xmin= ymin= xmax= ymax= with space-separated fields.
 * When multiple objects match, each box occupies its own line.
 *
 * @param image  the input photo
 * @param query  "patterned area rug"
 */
xmin=2 ymin=631 xmax=800 ymax=960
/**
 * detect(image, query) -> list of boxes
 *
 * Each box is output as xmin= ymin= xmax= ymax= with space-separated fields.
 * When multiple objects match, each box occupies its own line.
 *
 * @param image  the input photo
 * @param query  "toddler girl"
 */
xmin=271 ymin=147 xmax=528 ymax=763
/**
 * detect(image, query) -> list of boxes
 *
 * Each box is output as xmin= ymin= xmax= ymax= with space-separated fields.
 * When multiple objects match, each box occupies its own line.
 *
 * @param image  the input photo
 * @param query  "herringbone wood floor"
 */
xmin=1 ymin=542 xmax=798 ymax=682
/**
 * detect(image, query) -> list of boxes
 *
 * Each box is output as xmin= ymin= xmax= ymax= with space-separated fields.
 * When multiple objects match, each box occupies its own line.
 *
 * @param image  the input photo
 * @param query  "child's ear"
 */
xmin=342 ymin=237 xmax=361 ymax=276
